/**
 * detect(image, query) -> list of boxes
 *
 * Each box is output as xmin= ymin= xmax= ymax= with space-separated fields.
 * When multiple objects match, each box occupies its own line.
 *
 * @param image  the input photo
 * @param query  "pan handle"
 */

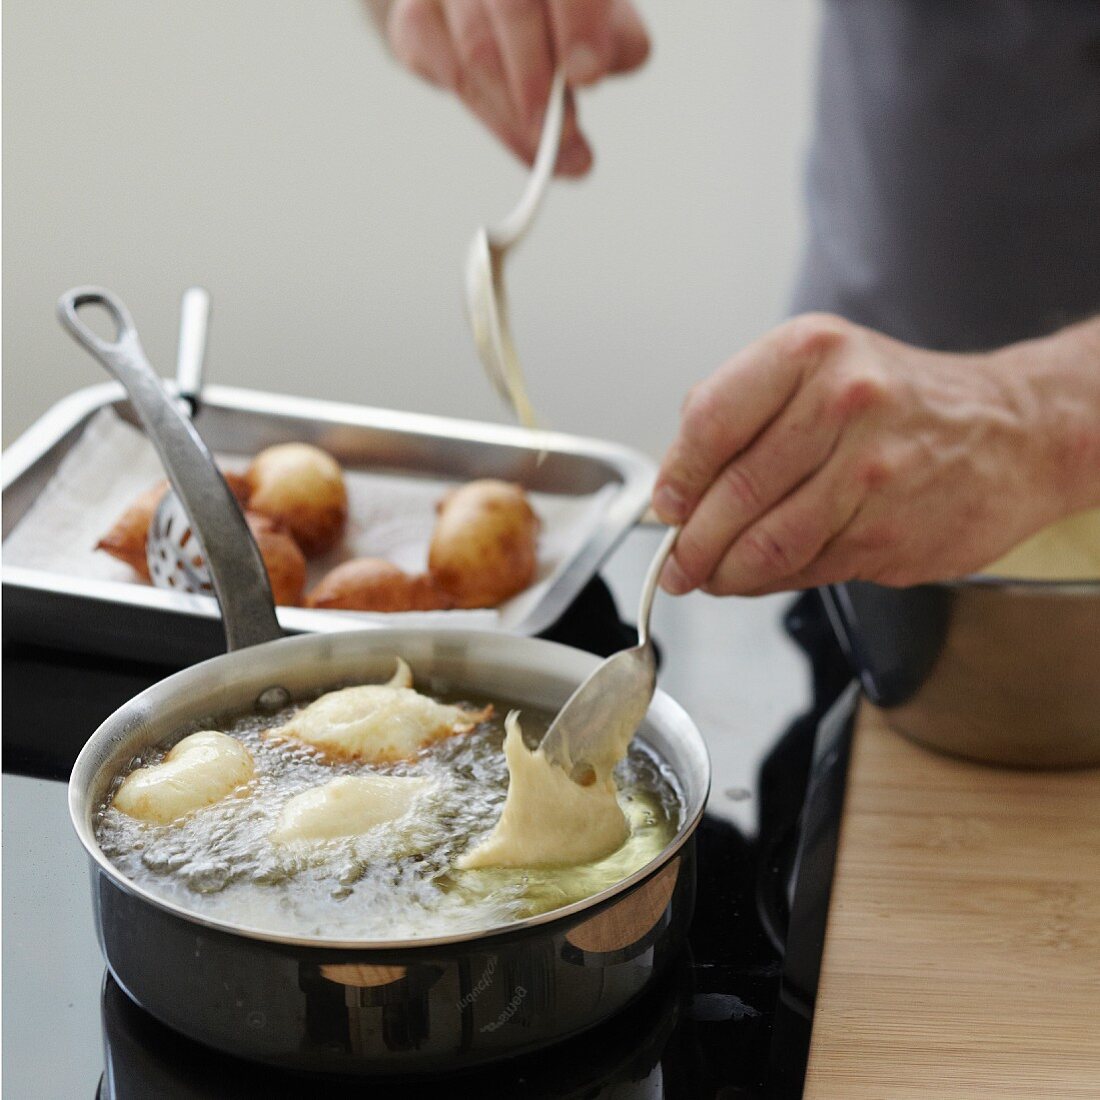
xmin=57 ymin=286 xmax=283 ymax=653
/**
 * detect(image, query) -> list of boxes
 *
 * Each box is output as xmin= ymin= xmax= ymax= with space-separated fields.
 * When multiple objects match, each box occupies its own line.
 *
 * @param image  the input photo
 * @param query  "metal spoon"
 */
xmin=465 ymin=66 xmax=567 ymax=428
xmin=539 ymin=525 xmax=680 ymax=783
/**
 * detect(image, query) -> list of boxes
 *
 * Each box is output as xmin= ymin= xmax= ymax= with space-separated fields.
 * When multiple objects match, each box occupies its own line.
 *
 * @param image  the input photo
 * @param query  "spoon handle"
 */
xmin=175 ymin=286 xmax=210 ymax=416
xmin=636 ymin=526 xmax=680 ymax=650
xmin=490 ymin=67 xmax=568 ymax=246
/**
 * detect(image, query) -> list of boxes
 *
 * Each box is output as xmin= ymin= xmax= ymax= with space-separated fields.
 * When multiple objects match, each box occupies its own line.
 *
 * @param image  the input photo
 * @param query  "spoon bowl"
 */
xmin=540 ymin=525 xmax=680 ymax=780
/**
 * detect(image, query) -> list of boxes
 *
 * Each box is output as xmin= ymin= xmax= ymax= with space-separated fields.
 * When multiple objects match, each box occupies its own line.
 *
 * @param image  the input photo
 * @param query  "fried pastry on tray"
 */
xmin=306 ymin=557 xmax=453 ymax=612
xmin=96 ymin=480 xmax=168 ymax=578
xmin=97 ymin=472 xmax=251 ymax=579
xmin=244 ymin=511 xmax=307 ymax=606
xmin=97 ymin=477 xmax=303 ymax=605
xmin=428 ymin=479 xmax=540 ymax=608
xmin=245 ymin=443 xmax=347 ymax=557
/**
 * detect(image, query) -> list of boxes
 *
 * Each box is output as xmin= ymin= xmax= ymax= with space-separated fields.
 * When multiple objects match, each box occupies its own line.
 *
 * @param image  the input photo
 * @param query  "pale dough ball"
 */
xmin=112 ymin=730 xmax=254 ymax=825
xmin=270 ymin=775 xmax=431 ymax=844
xmin=269 ymin=658 xmax=492 ymax=763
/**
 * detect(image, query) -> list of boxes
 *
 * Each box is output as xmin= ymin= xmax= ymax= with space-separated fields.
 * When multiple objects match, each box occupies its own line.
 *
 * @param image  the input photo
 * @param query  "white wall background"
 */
xmin=2 ymin=0 xmax=821 ymax=454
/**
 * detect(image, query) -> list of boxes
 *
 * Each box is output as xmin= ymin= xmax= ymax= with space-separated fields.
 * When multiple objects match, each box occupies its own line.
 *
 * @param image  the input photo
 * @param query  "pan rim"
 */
xmin=70 ymin=628 xmax=711 ymax=951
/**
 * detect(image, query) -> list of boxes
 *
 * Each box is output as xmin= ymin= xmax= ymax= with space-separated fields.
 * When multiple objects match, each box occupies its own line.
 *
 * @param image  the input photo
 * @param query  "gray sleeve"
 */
xmin=791 ymin=0 xmax=1100 ymax=351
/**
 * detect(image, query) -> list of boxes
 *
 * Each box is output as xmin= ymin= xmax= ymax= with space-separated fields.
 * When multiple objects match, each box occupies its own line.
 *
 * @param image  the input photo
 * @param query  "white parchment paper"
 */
xmin=3 ymin=409 xmax=621 ymax=631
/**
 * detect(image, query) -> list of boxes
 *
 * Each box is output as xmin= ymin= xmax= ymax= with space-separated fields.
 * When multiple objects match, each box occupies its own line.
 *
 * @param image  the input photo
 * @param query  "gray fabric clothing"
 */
xmin=792 ymin=0 xmax=1100 ymax=351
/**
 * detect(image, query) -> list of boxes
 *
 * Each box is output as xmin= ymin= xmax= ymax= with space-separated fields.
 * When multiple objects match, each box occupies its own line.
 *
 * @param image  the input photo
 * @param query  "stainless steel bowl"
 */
xmin=824 ymin=577 xmax=1100 ymax=768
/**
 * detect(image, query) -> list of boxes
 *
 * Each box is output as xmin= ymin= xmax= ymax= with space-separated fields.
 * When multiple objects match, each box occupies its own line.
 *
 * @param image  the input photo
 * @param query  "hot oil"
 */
xmin=94 ymin=683 xmax=682 ymax=940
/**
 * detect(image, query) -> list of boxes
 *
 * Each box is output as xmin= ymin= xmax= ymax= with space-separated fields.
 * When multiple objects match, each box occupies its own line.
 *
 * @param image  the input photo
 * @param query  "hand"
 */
xmin=381 ymin=0 xmax=650 ymax=176
xmin=652 ymin=313 xmax=1084 ymax=596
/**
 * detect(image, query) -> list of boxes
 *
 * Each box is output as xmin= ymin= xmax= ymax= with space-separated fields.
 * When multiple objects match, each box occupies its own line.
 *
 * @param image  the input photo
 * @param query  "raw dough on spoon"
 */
xmin=271 ymin=775 xmax=431 ymax=844
xmin=457 ymin=712 xmax=629 ymax=869
xmin=269 ymin=658 xmax=492 ymax=762
xmin=113 ymin=730 xmax=254 ymax=825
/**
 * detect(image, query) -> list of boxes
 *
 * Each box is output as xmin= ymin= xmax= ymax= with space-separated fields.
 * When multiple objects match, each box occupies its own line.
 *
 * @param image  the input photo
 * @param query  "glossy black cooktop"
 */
xmin=2 ymin=529 xmax=855 ymax=1099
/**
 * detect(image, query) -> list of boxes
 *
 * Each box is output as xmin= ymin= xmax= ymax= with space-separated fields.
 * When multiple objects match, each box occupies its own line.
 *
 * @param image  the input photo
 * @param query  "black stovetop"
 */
xmin=2 ymin=529 xmax=855 ymax=1099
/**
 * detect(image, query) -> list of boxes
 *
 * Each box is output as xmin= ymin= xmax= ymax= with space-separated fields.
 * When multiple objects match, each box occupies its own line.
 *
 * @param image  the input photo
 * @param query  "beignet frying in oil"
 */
xmin=112 ymin=730 xmax=255 ymax=825
xmin=268 ymin=658 xmax=492 ymax=762
xmin=270 ymin=775 xmax=431 ymax=844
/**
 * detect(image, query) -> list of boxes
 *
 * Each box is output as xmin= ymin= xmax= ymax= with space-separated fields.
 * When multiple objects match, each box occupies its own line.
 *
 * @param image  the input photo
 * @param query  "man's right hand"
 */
xmin=375 ymin=0 xmax=650 ymax=176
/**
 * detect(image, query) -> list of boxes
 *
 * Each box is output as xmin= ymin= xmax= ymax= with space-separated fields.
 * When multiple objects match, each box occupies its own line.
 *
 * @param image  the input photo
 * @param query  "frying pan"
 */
xmin=61 ymin=288 xmax=710 ymax=1073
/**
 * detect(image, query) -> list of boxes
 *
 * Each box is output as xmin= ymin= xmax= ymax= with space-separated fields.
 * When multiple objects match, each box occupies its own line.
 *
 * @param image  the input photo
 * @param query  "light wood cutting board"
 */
xmin=803 ymin=704 xmax=1100 ymax=1099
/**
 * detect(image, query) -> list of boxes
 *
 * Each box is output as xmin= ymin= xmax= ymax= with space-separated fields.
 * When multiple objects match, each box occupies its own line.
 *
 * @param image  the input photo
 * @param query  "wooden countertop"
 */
xmin=803 ymin=704 xmax=1100 ymax=1098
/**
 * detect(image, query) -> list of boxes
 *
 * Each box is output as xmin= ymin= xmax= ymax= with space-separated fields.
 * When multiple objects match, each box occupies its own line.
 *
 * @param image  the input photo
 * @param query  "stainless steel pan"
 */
xmin=62 ymin=288 xmax=710 ymax=1073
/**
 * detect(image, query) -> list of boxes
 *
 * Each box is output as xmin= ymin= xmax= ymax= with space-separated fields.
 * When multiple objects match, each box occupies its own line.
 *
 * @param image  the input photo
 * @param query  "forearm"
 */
xmin=993 ymin=316 xmax=1100 ymax=514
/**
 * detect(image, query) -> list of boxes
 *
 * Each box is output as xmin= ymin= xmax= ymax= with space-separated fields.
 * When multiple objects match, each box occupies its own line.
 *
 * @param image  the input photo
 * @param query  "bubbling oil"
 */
xmin=94 ymin=684 xmax=682 ymax=940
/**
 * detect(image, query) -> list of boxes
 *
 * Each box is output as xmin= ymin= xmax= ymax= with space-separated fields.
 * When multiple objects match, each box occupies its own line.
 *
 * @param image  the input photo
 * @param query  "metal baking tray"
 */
xmin=2 ymin=382 xmax=656 ymax=666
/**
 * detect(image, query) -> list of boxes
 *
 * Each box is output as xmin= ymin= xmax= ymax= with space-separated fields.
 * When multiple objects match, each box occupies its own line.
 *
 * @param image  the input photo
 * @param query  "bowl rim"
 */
xmin=956 ymin=573 xmax=1100 ymax=591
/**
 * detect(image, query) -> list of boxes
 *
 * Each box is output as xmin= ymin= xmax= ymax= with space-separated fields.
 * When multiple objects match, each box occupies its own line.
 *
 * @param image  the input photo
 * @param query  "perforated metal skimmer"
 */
xmin=146 ymin=491 xmax=214 ymax=594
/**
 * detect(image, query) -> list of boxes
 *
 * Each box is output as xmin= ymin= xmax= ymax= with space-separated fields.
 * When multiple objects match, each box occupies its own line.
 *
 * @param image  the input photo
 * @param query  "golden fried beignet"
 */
xmin=306 ymin=558 xmax=453 ymax=612
xmin=96 ymin=481 xmax=167 ymax=578
xmin=245 ymin=511 xmax=307 ymax=606
xmin=246 ymin=443 xmax=348 ymax=557
xmin=457 ymin=712 xmax=629 ymax=869
xmin=270 ymin=658 xmax=492 ymax=762
xmin=113 ymin=731 xmax=254 ymax=825
xmin=98 ymin=473 xmax=251 ymax=579
xmin=270 ymin=775 xmax=431 ymax=844
xmin=220 ymin=471 xmax=253 ymax=507
xmin=428 ymin=480 xmax=539 ymax=608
